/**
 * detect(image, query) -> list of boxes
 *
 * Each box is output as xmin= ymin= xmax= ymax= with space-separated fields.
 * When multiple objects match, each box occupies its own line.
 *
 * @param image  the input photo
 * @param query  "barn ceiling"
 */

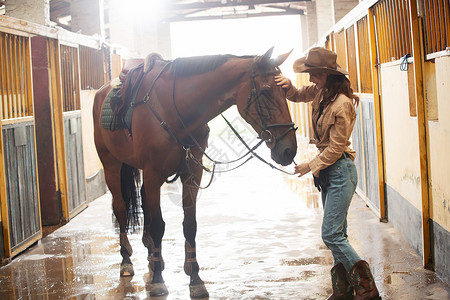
xmin=50 ymin=0 xmax=71 ymax=28
xmin=163 ymin=0 xmax=308 ymax=22
xmin=50 ymin=0 xmax=309 ymax=27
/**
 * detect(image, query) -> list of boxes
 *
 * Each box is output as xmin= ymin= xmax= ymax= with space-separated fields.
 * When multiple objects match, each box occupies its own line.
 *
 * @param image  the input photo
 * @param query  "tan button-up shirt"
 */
xmin=286 ymin=83 xmax=356 ymax=177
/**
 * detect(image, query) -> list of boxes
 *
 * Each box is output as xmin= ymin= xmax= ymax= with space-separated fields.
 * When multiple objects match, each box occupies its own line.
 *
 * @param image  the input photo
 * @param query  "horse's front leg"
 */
xmin=181 ymin=164 xmax=209 ymax=299
xmin=141 ymin=171 xmax=168 ymax=297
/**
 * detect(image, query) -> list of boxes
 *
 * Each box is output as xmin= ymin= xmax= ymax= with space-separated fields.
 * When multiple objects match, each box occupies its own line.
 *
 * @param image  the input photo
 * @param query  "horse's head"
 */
xmin=236 ymin=48 xmax=297 ymax=166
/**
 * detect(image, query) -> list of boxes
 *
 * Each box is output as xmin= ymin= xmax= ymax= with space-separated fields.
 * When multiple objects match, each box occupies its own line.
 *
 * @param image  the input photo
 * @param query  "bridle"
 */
xmin=135 ymin=57 xmax=297 ymax=188
xmin=244 ymin=59 xmax=297 ymax=149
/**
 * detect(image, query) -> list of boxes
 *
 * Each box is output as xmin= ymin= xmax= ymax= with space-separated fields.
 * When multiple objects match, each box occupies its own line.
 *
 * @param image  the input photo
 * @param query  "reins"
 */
xmin=132 ymin=62 xmax=186 ymax=147
xmin=170 ymin=60 xmax=270 ymax=188
xmin=132 ymin=57 xmax=297 ymax=188
xmin=220 ymin=114 xmax=296 ymax=176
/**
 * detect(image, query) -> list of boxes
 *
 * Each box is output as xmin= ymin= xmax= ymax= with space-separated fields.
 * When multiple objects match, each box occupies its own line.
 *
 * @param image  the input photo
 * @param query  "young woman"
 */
xmin=275 ymin=47 xmax=381 ymax=300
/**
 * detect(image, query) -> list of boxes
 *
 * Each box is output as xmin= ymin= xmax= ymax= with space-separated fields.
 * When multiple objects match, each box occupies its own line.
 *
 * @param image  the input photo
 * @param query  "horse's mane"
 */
xmin=172 ymin=54 xmax=254 ymax=77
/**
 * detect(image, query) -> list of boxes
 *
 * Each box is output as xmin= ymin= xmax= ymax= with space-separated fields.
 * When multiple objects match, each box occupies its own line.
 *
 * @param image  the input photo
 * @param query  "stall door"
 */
xmin=3 ymin=121 xmax=40 ymax=253
xmin=353 ymin=107 xmax=366 ymax=195
xmin=0 ymin=31 xmax=41 ymax=257
xmin=63 ymin=113 xmax=86 ymax=215
xmin=360 ymin=96 xmax=380 ymax=211
xmin=60 ymin=44 xmax=86 ymax=217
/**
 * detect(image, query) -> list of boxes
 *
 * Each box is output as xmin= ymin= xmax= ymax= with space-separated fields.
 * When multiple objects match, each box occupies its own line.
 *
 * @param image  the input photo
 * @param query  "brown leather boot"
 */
xmin=348 ymin=260 xmax=381 ymax=300
xmin=327 ymin=262 xmax=354 ymax=300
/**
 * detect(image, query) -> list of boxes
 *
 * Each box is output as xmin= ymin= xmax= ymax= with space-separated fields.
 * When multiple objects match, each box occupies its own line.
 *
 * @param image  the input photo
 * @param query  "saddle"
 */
xmin=101 ymin=53 xmax=164 ymax=133
xmin=119 ymin=58 xmax=144 ymax=82
xmin=119 ymin=53 xmax=162 ymax=81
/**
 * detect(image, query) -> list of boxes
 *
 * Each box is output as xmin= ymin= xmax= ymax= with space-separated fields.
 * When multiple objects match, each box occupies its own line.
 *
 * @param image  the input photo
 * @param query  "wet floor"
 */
xmin=0 ymin=137 xmax=449 ymax=299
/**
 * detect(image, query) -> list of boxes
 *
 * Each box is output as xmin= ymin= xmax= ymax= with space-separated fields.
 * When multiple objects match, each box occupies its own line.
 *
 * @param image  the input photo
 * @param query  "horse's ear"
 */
xmin=262 ymin=47 xmax=274 ymax=62
xmin=256 ymin=47 xmax=275 ymax=65
xmin=270 ymin=49 xmax=293 ymax=67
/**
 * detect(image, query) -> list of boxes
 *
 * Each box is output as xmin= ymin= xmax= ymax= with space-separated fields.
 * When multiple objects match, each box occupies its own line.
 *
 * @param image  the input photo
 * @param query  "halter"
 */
xmin=244 ymin=59 xmax=297 ymax=149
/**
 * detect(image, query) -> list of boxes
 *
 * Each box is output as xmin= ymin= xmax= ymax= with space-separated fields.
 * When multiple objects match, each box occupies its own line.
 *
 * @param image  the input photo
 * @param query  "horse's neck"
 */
xmin=178 ymin=59 xmax=251 ymax=128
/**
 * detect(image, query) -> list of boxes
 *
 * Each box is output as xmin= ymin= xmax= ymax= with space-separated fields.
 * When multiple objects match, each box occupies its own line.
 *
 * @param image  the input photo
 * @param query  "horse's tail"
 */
xmin=120 ymin=163 xmax=142 ymax=233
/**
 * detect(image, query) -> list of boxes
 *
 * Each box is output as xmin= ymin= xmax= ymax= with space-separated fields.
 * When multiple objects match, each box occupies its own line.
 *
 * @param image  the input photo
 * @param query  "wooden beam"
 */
xmin=263 ymin=5 xmax=305 ymax=14
xmin=0 ymin=118 xmax=12 ymax=258
xmin=166 ymin=10 xmax=304 ymax=22
xmin=170 ymin=0 xmax=309 ymax=10
xmin=50 ymin=0 xmax=71 ymax=19
xmin=408 ymin=0 xmax=433 ymax=270
xmin=0 ymin=15 xmax=101 ymax=49
xmin=48 ymin=38 xmax=70 ymax=223
xmin=367 ymin=8 xmax=387 ymax=222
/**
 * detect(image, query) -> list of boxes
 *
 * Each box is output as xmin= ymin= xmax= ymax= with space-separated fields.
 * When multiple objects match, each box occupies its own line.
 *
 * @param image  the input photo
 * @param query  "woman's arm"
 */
xmin=274 ymin=74 xmax=317 ymax=103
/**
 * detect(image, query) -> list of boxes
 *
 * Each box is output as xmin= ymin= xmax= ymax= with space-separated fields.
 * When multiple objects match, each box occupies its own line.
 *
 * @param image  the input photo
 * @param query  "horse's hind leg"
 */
xmin=101 ymin=154 xmax=135 ymax=276
xmin=181 ymin=165 xmax=209 ymax=299
xmin=141 ymin=170 xmax=168 ymax=296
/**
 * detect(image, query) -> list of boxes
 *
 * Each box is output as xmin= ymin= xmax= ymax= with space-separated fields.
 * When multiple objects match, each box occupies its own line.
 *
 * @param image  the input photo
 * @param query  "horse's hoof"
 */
xmin=120 ymin=263 xmax=134 ymax=277
xmin=190 ymin=283 xmax=209 ymax=299
xmin=149 ymin=282 xmax=169 ymax=297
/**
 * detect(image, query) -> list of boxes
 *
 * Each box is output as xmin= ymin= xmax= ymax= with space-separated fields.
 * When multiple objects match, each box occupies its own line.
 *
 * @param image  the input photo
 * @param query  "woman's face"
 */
xmin=309 ymin=71 xmax=328 ymax=89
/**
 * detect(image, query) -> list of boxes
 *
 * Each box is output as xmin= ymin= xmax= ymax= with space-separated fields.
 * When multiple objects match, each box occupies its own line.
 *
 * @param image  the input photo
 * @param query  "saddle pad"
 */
xmin=101 ymin=88 xmax=130 ymax=131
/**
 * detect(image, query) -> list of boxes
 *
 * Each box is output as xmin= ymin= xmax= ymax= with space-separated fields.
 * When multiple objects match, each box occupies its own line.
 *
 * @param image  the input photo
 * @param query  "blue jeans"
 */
xmin=320 ymin=157 xmax=360 ymax=272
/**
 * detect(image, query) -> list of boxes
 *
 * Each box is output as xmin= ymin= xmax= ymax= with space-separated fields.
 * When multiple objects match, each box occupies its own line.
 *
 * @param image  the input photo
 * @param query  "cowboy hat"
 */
xmin=293 ymin=47 xmax=348 ymax=75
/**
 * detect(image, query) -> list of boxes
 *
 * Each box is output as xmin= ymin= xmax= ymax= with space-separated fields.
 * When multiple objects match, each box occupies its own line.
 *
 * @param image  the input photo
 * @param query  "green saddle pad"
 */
xmin=101 ymin=88 xmax=133 ymax=132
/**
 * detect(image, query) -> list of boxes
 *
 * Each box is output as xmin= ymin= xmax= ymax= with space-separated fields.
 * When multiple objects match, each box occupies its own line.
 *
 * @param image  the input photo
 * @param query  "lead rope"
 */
xmin=221 ymin=114 xmax=296 ymax=175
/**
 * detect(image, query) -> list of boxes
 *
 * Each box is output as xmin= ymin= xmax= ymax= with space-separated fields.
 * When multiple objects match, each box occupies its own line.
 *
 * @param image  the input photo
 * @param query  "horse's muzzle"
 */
xmin=272 ymin=145 xmax=296 ymax=166
xmin=271 ymin=138 xmax=297 ymax=166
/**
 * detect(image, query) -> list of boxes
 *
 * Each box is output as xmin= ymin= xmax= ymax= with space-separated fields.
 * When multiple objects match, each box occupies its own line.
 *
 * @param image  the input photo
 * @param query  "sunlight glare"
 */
xmin=114 ymin=0 xmax=167 ymax=21
xmin=170 ymin=15 xmax=303 ymax=135
xmin=171 ymin=15 xmax=303 ymax=79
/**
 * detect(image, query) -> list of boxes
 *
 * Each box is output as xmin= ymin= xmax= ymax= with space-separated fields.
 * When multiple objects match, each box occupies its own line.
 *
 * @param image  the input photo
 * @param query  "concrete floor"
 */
xmin=0 ymin=139 xmax=449 ymax=299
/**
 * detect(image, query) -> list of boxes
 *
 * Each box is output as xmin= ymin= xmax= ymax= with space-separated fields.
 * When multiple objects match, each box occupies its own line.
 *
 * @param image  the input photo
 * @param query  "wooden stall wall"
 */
xmin=0 ymin=30 xmax=41 ymax=258
xmin=372 ymin=0 xmax=422 ymax=250
xmin=32 ymin=36 xmax=62 ymax=226
xmin=329 ymin=20 xmax=383 ymax=215
xmin=0 ymin=14 xmax=109 ymax=260
xmin=345 ymin=15 xmax=381 ymax=212
xmin=60 ymin=44 xmax=86 ymax=218
xmin=418 ymin=0 xmax=450 ymax=283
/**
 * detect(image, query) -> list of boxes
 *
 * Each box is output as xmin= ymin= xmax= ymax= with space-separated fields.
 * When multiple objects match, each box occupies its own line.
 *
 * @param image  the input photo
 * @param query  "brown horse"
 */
xmin=92 ymin=48 xmax=297 ymax=298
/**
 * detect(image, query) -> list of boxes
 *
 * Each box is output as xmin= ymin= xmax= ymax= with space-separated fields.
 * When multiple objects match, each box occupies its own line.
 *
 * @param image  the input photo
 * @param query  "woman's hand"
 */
xmin=274 ymin=74 xmax=292 ymax=89
xmin=294 ymin=163 xmax=311 ymax=178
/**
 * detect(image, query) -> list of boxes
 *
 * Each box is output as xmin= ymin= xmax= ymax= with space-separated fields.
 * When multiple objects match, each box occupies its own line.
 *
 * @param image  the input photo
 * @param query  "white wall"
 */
xmin=5 ymin=0 xmax=50 ymax=26
xmin=80 ymin=90 xmax=103 ymax=177
xmin=380 ymin=62 xmax=422 ymax=210
xmin=428 ymin=55 xmax=450 ymax=231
